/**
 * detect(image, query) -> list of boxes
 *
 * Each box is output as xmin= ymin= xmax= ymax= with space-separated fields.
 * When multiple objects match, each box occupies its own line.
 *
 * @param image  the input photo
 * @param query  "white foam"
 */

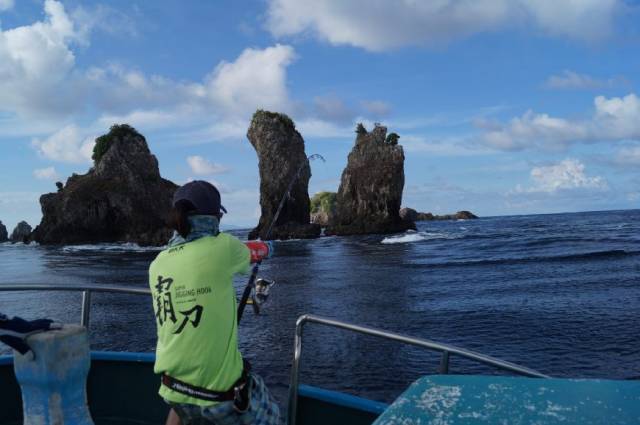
xmin=62 ymin=243 xmax=164 ymax=252
xmin=381 ymin=232 xmax=452 ymax=244
xmin=0 ymin=241 xmax=39 ymax=247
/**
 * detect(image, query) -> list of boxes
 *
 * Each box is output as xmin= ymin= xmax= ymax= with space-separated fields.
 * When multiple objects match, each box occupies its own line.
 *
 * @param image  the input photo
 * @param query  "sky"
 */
xmin=0 ymin=0 xmax=639 ymax=230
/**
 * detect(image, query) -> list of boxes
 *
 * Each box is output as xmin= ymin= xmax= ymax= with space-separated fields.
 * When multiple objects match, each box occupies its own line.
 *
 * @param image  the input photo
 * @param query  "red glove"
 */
xmin=244 ymin=240 xmax=272 ymax=263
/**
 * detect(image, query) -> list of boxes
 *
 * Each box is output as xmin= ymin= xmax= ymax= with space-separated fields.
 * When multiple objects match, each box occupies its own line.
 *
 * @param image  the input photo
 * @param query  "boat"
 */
xmin=1 ymin=284 xmax=639 ymax=424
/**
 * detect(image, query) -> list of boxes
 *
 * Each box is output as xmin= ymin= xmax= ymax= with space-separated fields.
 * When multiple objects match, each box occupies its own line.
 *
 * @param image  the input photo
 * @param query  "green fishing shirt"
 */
xmin=149 ymin=233 xmax=250 ymax=406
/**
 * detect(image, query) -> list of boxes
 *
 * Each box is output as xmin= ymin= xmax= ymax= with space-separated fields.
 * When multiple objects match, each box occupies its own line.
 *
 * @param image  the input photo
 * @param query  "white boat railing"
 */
xmin=0 ymin=284 xmax=549 ymax=425
xmin=0 ymin=284 xmax=150 ymax=328
xmin=288 ymin=314 xmax=549 ymax=425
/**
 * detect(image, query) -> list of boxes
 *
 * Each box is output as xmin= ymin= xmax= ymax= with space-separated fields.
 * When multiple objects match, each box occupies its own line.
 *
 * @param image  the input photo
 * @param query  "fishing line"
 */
xmin=237 ymin=153 xmax=326 ymax=324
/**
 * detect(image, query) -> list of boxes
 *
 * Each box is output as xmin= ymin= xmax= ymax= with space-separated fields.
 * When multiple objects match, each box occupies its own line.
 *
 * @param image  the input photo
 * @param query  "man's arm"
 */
xmin=229 ymin=237 xmax=251 ymax=276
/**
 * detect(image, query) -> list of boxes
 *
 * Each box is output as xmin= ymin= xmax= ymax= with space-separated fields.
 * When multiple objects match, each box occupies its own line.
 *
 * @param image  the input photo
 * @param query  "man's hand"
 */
xmin=245 ymin=240 xmax=273 ymax=263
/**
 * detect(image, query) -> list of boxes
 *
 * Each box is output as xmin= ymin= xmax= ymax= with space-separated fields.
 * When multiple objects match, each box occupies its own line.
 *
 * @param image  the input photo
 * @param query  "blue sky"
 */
xmin=0 ymin=0 xmax=639 ymax=230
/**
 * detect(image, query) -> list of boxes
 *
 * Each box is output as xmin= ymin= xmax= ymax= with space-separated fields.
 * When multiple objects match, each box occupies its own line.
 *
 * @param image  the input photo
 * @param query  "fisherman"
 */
xmin=149 ymin=180 xmax=281 ymax=425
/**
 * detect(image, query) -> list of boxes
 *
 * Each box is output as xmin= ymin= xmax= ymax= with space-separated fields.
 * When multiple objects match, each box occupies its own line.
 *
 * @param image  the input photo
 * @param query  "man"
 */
xmin=149 ymin=180 xmax=280 ymax=425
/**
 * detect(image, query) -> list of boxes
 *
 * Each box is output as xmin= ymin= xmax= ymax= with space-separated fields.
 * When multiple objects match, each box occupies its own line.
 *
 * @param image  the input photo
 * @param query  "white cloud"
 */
xmin=33 ymin=166 xmax=59 ymax=180
xmin=313 ymin=95 xmax=355 ymax=125
xmin=295 ymin=118 xmax=353 ymax=139
xmin=218 ymin=188 xmax=260 ymax=227
xmin=187 ymin=156 xmax=229 ymax=175
xmin=614 ymin=145 xmax=640 ymax=166
xmin=0 ymin=1 xmax=378 ymax=148
xmin=515 ymin=159 xmax=608 ymax=193
xmin=98 ymin=107 xmax=200 ymax=130
xmin=522 ymin=0 xmax=618 ymax=41
xmin=481 ymin=93 xmax=640 ymax=151
xmin=31 ymin=125 xmax=94 ymax=164
xmin=402 ymin=135 xmax=493 ymax=156
xmin=205 ymin=44 xmax=295 ymax=118
xmin=86 ymin=64 xmax=207 ymax=116
xmin=7 ymin=1 xmax=396 ymax=171
xmin=361 ymin=100 xmax=391 ymax=118
xmin=92 ymin=44 xmax=297 ymax=134
xmin=0 ymin=0 xmax=14 ymax=12
xmin=544 ymin=70 xmax=626 ymax=90
xmin=266 ymin=0 xmax=619 ymax=51
xmin=70 ymin=3 xmax=138 ymax=40
xmin=0 ymin=0 xmax=86 ymax=117
xmin=0 ymin=1 xmax=297 ymax=127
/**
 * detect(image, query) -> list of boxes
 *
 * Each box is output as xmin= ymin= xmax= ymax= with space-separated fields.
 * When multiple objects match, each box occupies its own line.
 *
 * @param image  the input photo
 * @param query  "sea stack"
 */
xmin=0 ymin=220 xmax=7 ymax=242
xmin=247 ymin=110 xmax=320 ymax=240
xmin=31 ymin=124 xmax=178 ymax=246
xmin=10 ymin=221 xmax=32 ymax=243
xmin=326 ymin=124 xmax=415 ymax=235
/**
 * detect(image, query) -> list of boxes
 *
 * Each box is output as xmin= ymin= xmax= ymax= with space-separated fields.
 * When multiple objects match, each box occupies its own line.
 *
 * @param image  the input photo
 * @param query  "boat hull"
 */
xmin=1 ymin=352 xmax=385 ymax=425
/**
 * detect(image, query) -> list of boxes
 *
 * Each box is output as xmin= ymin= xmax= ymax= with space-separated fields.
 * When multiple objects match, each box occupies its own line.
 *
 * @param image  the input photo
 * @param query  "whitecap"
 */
xmin=62 ymin=243 xmax=164 ymax=252
xmin=381 ymin=232 xmax=452 ymax=244
xmin=0 ymin=241 xmax=39 ymax=247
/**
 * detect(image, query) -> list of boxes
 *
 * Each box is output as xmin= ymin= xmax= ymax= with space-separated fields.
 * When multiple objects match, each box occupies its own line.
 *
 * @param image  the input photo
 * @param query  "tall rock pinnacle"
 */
xmin=326 ymin=124 xmax=415 ymax=235
xmin=247 ymin=110 xmax=320 ymax=240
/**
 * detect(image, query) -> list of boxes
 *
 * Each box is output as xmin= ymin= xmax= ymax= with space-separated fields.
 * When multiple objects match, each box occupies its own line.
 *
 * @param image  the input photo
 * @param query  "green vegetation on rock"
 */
xmin=385 ymin=132 xmax=400 ymax=145
xmin=252 ymin=109 xmax=295 ymax=129
xmin=92 ymin=124 xmax=143 ymax=164
xmin=310 ymin=191 xmax=336 ymax=214
xmin=355 ymin=123 xmax=367 ymax=134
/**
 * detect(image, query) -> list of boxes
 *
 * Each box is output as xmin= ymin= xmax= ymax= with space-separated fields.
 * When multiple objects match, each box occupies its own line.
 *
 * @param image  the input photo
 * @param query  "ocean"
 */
xmin=1 ymin=209 xmax=639 ymax=404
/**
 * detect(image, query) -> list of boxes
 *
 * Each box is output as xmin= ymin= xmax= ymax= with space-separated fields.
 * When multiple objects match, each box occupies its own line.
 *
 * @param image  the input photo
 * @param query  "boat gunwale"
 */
xmin=1 ymin=351 xmax=389 ymax=422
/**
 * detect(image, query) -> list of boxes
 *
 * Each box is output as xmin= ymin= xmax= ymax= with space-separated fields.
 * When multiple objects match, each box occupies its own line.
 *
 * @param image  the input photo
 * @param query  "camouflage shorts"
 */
xmin=168 ymin=374 xmax=282 ymax=425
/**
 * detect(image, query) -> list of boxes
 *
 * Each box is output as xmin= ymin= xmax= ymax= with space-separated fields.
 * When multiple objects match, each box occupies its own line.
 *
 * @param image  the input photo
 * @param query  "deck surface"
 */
xmin=373 ymin=375 xmax=640 ymax=424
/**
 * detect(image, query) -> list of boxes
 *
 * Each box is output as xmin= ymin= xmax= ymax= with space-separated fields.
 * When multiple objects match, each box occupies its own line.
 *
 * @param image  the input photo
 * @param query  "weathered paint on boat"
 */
xmin=0 ymin=352 xmax=385 ymax=425
xmin=373 ymin=374 xmax=640 ymax=425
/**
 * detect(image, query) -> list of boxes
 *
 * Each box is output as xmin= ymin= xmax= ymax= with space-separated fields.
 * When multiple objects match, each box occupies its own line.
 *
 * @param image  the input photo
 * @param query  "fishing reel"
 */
xmin=247 ymin=278 xmax=276 ymax=315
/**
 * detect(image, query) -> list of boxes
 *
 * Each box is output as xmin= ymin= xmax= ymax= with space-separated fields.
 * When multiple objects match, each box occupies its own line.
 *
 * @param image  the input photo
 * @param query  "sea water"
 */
xmin=1 ymin=209 xmax=639 ymax=404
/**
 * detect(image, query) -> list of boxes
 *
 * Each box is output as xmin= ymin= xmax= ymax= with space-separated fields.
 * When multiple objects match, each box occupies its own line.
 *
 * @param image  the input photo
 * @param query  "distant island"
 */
xmin=400 ymin=208 xmax=478 ymax=222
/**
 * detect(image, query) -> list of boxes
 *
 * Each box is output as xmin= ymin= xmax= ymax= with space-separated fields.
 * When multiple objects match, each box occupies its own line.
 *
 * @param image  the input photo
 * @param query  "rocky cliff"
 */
xmin=32 ymin=124 xmax=177 ymax=246
xmin=247 ymin=110 xmax=320 ymax=240
xmin=399 ymin=207 xmax=418 ymax=222
xmin=0 ymin=221 xmax=7 ymax=242
xmin=326 ymin=124 xmax=415 ymax=235
xmin=10 ymin=221 xmax=32 ymax=243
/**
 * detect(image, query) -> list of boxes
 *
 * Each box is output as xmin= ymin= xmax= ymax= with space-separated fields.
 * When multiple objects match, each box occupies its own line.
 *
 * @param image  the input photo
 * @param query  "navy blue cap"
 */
xmin=173 ymin=180 xmax=227 ymax=215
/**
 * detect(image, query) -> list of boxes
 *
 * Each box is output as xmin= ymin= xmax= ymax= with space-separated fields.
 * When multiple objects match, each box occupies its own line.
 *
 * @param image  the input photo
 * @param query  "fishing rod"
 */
xmin=237 ymin=153 xmax=325 ymax=324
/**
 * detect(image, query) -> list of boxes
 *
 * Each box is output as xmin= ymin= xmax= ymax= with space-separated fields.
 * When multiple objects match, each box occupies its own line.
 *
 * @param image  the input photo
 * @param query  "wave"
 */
xmin=417 ymin=249 xmax=640 ymax=268
xmin=62 ymin=243 xmax=164 ymax=252
xmin=523 ymin=236 xmax=634 ymax=247
xmin=381 ymin=231 xmax=457 ymax=244
xmin=0 ymin=241 xmax=39 ymax=247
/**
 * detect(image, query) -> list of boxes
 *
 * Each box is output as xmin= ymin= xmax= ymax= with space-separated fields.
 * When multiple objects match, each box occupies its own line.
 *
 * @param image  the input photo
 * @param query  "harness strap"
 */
xmin=162 ymin=360 xmax=251 ymax=403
